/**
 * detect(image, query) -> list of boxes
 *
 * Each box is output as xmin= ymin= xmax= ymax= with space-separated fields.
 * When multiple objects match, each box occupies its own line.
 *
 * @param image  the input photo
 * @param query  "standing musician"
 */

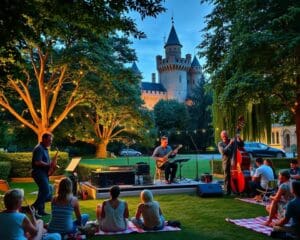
xmin=152 ymin=136 xmax=179 ymax=184
xmin=218 ymin=130 xmax=244 ymax=195
xmin=31 ymin=132 xmax=58 ymax=218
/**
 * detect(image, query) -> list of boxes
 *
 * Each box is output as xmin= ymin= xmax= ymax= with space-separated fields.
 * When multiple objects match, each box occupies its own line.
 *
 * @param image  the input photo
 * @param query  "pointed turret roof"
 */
xmin=164 ymin=24 xmax=182 ymax=48
xmin=191 ymin=56 xmax=201 ymax=67
xmin=131 ymin=62 xmax=141 ymax=75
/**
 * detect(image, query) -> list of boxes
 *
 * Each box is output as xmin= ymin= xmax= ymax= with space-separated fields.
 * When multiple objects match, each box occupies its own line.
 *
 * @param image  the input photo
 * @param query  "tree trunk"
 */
xmin=95 ymin=141 xmax=108 ymax=158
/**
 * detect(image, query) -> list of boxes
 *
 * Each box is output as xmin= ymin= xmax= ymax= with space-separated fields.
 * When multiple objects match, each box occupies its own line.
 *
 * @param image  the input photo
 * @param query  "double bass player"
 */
xmin=218 ymin=130 xmax=244 ymax=195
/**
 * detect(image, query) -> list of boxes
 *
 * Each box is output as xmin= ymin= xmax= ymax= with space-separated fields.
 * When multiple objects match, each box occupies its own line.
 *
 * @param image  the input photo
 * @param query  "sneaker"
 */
xmin=165 ymin=180 xmax=171 ymax=184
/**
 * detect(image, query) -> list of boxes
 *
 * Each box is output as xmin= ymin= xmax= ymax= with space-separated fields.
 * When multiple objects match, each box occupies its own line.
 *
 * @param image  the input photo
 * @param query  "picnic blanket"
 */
xmin=226 ymin=216 xmax=273 ymax=236
xmin=235 ymin=197 xmax=269 ymax=206
xmin=95 ymin=220 xmax=181 ymax=235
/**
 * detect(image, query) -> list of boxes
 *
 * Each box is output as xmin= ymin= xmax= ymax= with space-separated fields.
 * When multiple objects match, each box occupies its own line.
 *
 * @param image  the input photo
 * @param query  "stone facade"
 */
xmin=133 ymin=22 xmax=204 ymax=109
xmin=270 ymin=124 xmax=296 ymax=153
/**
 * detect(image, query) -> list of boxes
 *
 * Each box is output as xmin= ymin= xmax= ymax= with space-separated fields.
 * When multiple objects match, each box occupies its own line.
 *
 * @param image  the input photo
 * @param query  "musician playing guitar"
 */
xmin=31 ymin=132 xmax=58 ymax=217
xmin=152 ymin=136 xmax=181 ymax=184
xmin=218 ymin=129 xmax=244 ymax=195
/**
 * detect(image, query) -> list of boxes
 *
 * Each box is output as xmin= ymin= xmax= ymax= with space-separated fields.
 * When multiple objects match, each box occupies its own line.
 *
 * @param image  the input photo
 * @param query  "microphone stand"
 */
xmin=190 ymin=135 xmax=199 ymax=181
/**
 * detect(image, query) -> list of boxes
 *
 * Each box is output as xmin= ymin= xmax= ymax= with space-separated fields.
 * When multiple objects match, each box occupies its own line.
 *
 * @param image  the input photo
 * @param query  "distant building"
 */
xmin=270 ymin=124 xmax=296 ymax=153
xmin=132 ymin=21 xmax=205 ymax=109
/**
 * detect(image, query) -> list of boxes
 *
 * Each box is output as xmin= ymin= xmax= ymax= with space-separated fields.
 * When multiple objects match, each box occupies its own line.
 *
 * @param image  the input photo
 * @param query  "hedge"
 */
xmin=0 ymin=152 xmax=69 ymax=178
xmin=210 ymin=157 xmax=295 ymax=175
xmin=0 ymin=161 xmax=11 ymax=180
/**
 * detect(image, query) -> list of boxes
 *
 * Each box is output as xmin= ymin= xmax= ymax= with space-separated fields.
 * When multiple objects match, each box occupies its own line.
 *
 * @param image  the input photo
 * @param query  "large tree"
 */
xmin=0 ymin=0 xmax=165 ymax=142
xmin=200 ymin=0 xmax=300 ymax=152
xmin=73 ymin=67 xmax=151 ymax=158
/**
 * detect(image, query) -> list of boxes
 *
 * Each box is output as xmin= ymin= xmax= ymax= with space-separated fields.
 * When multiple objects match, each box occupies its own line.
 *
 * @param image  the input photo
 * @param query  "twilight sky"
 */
xmin=130 ymin=0 xmax=212 ymax=82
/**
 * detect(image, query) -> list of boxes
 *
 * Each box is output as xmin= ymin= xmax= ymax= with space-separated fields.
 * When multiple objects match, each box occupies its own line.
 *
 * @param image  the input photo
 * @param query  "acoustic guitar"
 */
xmin=156 ymin=144 xmax=183 ymax=168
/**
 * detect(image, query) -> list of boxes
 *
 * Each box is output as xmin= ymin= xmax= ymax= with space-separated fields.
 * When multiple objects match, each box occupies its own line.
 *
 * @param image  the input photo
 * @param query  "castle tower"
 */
xmin=131 ymin=62 xmax=142 ymax=88
xmin=188 ymin=56 xmax=204 ymax=97
xmin=156 ymin=21 xmax=191 ymax=102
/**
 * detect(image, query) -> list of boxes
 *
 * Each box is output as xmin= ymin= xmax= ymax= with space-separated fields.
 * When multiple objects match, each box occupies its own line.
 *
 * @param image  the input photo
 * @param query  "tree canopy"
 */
xmin=200 ymin=0 xmax=300 ymax=148
xmin=0 ymin=0 xmax=165 ymax=142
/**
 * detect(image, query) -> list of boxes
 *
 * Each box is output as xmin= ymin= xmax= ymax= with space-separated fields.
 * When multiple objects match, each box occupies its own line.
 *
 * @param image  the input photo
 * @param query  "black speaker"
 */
xmin=91 ymin=170 xmax=135 ymax=188
xmin=197 ymin=183 xmax=223 ymax=197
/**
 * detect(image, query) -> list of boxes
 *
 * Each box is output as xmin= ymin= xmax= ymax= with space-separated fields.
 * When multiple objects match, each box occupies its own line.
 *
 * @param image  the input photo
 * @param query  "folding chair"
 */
xmin=153 ymin=164 xmax=165 ymax=183
xmin=257 ymin=180 xmax=278 ymax=202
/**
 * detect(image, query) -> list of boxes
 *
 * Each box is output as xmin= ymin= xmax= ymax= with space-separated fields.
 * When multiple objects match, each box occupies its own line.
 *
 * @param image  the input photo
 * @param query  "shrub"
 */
xmin=0 ymin=161 xmax=11 ymax=180
xmin=0 ymin=151 xmax=69 ymax=178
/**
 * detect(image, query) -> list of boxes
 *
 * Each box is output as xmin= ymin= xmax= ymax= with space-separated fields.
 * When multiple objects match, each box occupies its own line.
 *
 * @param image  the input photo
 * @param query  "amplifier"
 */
xmin=135 ymin=162 xmax=150 ymax=175
xmin=91 ymin=170 xmax=135 ymax=188
xmin=197 ymin=183 xmax=223 ymax=197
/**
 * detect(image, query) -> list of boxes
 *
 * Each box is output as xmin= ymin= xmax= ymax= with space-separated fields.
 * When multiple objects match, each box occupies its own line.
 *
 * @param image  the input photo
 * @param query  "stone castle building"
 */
xmin=132 ymin=22 xmax=205 ymax=109
xmin=270 ymin=124 xmax=297 ymax=153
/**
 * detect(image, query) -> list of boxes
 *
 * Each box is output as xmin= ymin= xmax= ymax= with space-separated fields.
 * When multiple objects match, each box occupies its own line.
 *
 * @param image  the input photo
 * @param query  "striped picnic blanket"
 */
xmin=95 ymin=220 xmax=181 ymax=235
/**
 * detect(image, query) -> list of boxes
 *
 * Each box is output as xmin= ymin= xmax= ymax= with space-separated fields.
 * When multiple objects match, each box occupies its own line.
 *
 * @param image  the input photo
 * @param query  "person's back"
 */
xmin=140 ymin=201 xmax=162 ymax=229
xmin=256 ymin=164 xmax=274 ymax=189
xmin=132 ymin=189 xmax=164 ymax=230
xmin=48 ymin=196 xmax=75 ymax=234
xmin=0 ymin=211 xmax=27 ymax=240
xmin=48 ymin=177 xmax=89 ymax=235
xmin=100 ymin=199 xmax=127 ymax=232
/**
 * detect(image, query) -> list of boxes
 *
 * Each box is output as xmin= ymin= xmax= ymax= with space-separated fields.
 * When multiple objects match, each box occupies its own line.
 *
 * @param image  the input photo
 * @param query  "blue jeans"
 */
xmin=32 ymin=171 xmax=52 ymax=214
xmin=70 ymin=214 xmax=89 ymax=233
xmin=42 ymin=233 xmax=61 ymax=240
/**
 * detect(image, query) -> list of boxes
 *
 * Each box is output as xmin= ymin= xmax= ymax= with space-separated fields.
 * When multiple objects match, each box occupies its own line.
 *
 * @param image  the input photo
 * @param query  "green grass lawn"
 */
xmin=9 ymin=181 xmax=270 ymax=240
xmin=80 ymin=154 xmax=215 ymax=180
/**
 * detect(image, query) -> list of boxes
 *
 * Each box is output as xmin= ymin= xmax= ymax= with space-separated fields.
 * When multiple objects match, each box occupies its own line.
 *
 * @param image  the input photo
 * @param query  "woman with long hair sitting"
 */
xmin=47 ymin=177 xmax=89 ymax=236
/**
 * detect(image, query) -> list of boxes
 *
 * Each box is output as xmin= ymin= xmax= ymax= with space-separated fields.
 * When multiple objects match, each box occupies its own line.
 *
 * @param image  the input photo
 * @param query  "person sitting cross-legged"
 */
xmin=131 ymin=189 xmax=165 ymax=230
xmin=96 ymin=185 xmax=129 ymax=232
xmin=264 ymin=170 xmax=293 ymax=226
xmin=47 ymin=177 xmax=89 ymax=236
xmin=272 ymin=181 xmax=300 ymax=238
xmin=0 ymin=188 xmax=61 ymax=240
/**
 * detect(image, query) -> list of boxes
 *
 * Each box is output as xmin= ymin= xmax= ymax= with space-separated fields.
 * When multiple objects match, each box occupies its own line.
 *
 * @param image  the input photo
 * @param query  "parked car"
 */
xmin=119 ymin=148 xmax=142 ymax=157
xmin=243 ymin=142 xmax=286 ymax=159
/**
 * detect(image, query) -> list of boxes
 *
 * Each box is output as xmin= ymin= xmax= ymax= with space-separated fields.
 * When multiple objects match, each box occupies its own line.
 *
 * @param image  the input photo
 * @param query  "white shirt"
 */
xmin=254 ymin=164 xmax=274 ymax=189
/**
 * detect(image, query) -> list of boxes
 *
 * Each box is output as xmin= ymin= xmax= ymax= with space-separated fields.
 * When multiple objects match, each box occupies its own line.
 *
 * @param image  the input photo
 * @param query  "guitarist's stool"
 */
xmin=154 ymin=166 xmax=165 ymax=183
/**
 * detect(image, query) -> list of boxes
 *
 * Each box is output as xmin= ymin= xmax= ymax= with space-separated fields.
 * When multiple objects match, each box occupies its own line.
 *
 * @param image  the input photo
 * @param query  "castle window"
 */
xmin=179 ymin=75 xmax=182 ymax=83
xmin=276 ymin=131 xmax=279 ymax=144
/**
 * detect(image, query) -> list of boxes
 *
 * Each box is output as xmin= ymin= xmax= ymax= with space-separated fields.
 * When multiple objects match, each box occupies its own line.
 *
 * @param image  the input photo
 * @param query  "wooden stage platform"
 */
xmin=80 ymin=179 xmax=222 ymax=199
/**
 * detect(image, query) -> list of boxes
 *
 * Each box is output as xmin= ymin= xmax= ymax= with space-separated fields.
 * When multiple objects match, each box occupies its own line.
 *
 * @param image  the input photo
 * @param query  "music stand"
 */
xmin=174 ymin=158 xmax=189 ymax=180
xmin=65 ymin=157 xmax=81 ymax=196
xmin=65 ymin=157 xmax=81 ymax=172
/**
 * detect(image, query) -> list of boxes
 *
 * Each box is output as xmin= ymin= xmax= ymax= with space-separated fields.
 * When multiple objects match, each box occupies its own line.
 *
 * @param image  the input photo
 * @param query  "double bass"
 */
xmin=230 ymin=116 xmax=249 ymax=193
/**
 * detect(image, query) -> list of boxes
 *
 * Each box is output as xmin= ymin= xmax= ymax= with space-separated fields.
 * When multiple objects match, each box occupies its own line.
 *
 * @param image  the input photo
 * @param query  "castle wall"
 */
xmin=159 ymin=70 xmax=187 ymax=102
xmin=141 ymin=91 xmax=167 ymax=109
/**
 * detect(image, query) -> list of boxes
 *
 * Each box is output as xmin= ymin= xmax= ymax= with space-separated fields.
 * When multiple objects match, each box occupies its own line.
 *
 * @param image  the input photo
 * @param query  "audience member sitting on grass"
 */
xmin=47 ymin=177 xmax=89 ymax=236
xmin=96 ymin=185 xmax=129 ymax=232
xmin=289 ymin=159 xmax=300 ymax=180
xmin=131 ymin=189 xmax=165 ymax=230
xmin=264 ymin=170 xmax=293 ymax=226
xmin=249 ymin=157 xmax=274 ymax=201
xmin=264 ymin=159 xmax=277 ymax=179
xmin=0 ymin=189 xmax=61 ymax=240
xmin=272 ymin=181 xmax=300 ymax=238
